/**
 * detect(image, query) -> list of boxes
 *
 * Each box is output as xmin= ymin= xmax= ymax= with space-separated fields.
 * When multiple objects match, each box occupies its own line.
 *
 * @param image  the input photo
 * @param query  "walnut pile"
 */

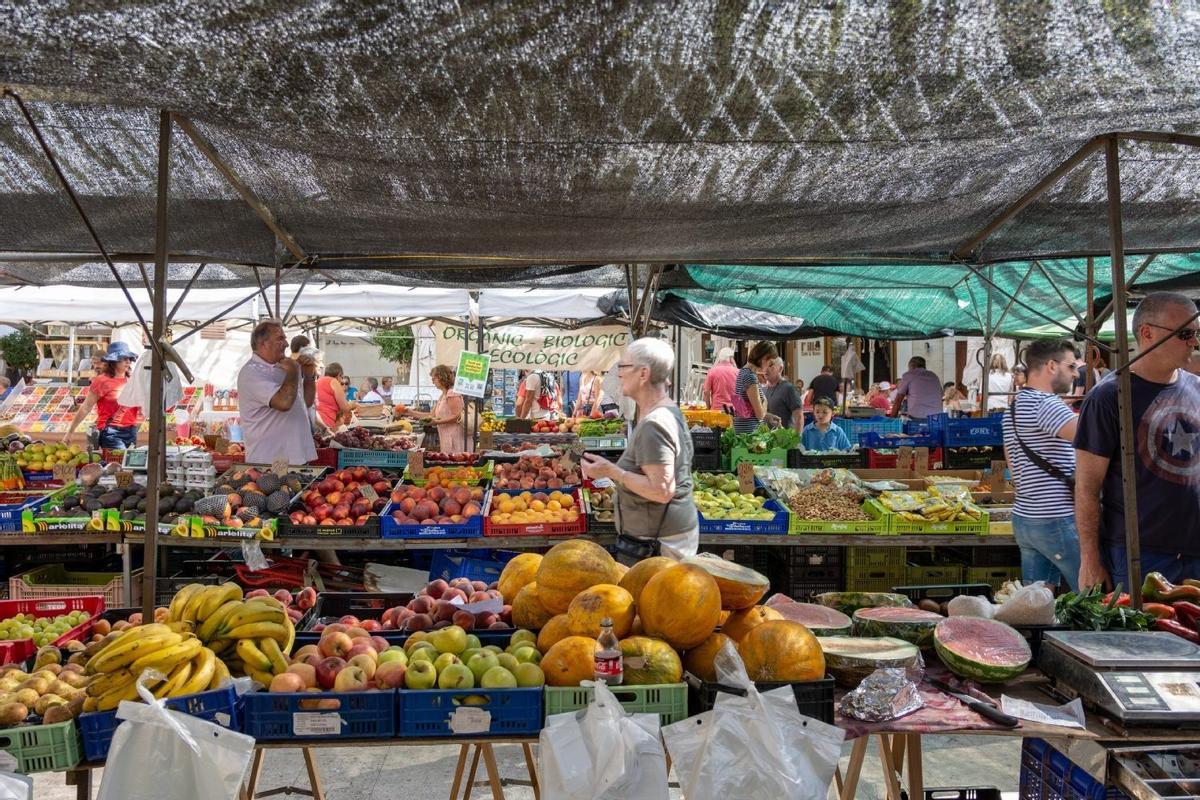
xmin=784 ymin=485 xmax=870 ymax=521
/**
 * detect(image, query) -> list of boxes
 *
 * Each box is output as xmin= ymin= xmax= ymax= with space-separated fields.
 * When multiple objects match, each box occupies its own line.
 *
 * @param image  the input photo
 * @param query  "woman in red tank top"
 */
xmin=64 ymin=341 xmax=141 ymax=449
xmin=315 ymin=362 xmax=354 ymax=429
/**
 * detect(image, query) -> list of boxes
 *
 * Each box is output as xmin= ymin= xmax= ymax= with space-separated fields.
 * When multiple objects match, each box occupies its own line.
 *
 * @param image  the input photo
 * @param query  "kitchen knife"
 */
xmin=927 ymin=678 xmax=1019 ymax=728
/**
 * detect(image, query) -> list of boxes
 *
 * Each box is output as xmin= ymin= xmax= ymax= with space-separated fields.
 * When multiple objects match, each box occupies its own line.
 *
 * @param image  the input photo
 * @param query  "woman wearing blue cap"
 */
xmin=64 ymin=341 xmax=142 ymax=449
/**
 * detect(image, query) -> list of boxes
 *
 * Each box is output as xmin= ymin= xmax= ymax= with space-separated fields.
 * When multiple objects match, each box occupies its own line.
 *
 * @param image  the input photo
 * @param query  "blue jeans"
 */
xmin=97 ymin=426 xmax=136 ymax=449
xmin=1011 ymin=513 xmax=1081 ymax=591
xmin=1105 ymin=542 xmax=1200 ymax=589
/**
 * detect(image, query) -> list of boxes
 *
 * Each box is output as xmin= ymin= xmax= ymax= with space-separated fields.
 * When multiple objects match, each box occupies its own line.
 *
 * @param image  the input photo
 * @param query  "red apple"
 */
xmin=293 ymin=644 xmax=321 ymax=662
xmin=345 ymin=642 xmax=376 ymax=662
xmin=285 ymin=662 xmax=318 ymax=689
xmin=347 ymin=653 xmax=377 ymax=680
xmin=273 ymin=589 xmax=294 ymax=606
xmin=339 ymin=615 xmax=360 ymax=626
xmin=345 ymin=626 xmax=370 ymax=641
xmin=425 ymin=579 xmax=449 ymax=600
xmin=312 ymin=504 xmax=332 ymax=522
xmin=360 ymin=619 xmax=382 ymax=633
xmin=372 ymin=481 xmax=390 ymax=494
xmin=296 ymin=587 xmax=318 ymax=610
xmin=375 ymin=660 xmax=406 ymax=689
xmin=316 ymin=656 xmax=346 ymax=690
xmin=319 ymin=631 xmax=354 ymax=659
xmin=452 ymin=610 xmax=476 ymax=630
xmin=368 ymin=635 xmax=389 ymax=653
xmin=325 ymin=491 xmax=343 ymax=506
xmin=302 ymin=515 xmax=317 ymax=525
xmin=270 ymin=672 xmax=306 ymax=693
xmin=324 ymin=623 xmax=348 ymax=635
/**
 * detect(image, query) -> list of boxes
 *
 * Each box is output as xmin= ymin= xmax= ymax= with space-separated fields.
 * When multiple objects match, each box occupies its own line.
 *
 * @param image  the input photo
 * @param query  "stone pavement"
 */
xmin=29 ymin=734 xmax=1021 ymax=798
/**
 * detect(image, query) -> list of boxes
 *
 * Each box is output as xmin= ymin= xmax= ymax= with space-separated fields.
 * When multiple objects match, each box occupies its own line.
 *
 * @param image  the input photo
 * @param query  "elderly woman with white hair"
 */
xmin=582 ymin=337 xmax=698 ymax=564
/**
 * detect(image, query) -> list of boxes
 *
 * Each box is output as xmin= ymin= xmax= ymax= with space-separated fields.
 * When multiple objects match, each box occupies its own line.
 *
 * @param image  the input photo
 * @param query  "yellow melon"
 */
xmin=541 ymin=636 xmax=599 ymax=687
xmin=720 ymin=604 xmax=784 ymax=642
xmin=566 ymin=584 xmax=636 ymax=638
xmin=537 ymin=614 xmax=573 ymax=653
xmin=535 ymin=540 xmax=618 ymax=614
xmin=497 ymin=553 xmax=543 ymax=604
xmin=618 ymin=556 xmax=676 ymax=604
xmin=638 ymin=563 xmax=722 ymax=650
xmin=511 ymin=582 xmax=554 ymax=630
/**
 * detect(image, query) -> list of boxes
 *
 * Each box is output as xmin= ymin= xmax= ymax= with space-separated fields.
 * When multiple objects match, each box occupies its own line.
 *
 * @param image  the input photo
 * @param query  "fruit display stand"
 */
xmin=241 ymin=688 xmax=397 ymax=740
xmin=483 ymin=489 xmax=587 ymax=538
xmin=864 ymin=498 xmax=990 ymax=536
xmin=0 ymin=718 xmax=82 ymax=774
xmin=0 ymin=490 xmax=54 ymax=532
xmin=7 ymin=567 xmax=136 ymax=607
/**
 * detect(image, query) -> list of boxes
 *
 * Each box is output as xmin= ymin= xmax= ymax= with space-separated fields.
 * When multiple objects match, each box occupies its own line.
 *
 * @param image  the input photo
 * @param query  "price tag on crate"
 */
xmin=271 ymin=456 xmax=289 ymax=476
xmin=113 ymin=469 xmax=134 ymax=488
xmin=479 ymin=429 xmax=494 ymax=451
xmin=292 ymin=712 xmax=342 ymax=737
xmin=562 ymin=441 xmax=586 ymax=469
xmin=449 ymin=707 xmax=492 ymax=734
xmin=408 ymin=450 xmax=425 ymax=479
xmin=737 ymin=461 xmax=755 ymax=495
xmin=360 ymin=483 xmax=378 ymax=502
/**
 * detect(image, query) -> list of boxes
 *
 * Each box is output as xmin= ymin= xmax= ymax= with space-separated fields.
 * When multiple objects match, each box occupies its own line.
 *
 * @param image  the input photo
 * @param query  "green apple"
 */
xmin=509 ymin=630 xmax=536 ymax=649
xmin=438 ymin=663 xmax=475 ymax=689
xmin=467 ymin=652 xmax=499 ymax=683
xmin=480 ymin=665 xmax=518 ymax=689
xmin=513 ymin=646 xmax=541 ymax=664
xmin=428 ymin=625 xmax=468 ymax=655
xmin=496 ymin=653 xmax=520 ymax=673
xmin=404 ymin=660 xmax=437 ymax=689
xmin=513 ymin=662 xmax=545 ymax=688
xmin=379 ymin=647 xmax=408 ymax=667
xmin=409 ymin=648 xmax=435 ymax=664
xmin=407 ymin=640 xmax=437 ymax=657
xmin=483 ymin=645 xmax=503 ymax=655
xmin=464 ymin=634 xmax=481 ymax=650
xmin=433 ymin=652 xmax=461 ymax=673
xmin=403 ymin=632 xmax=429 ymax=653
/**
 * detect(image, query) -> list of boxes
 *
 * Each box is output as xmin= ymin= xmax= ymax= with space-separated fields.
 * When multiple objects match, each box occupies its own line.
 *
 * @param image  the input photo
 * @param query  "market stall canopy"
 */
xmin=672 ymin=254 xmax=1200 ymax=339
xmin=3 ymin=4 xmax=1200 ymax=268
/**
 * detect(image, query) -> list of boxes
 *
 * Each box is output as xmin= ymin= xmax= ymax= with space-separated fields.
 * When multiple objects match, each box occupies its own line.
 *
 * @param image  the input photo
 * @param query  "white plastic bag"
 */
xmin=993 ymin=582 xmax=1056 ymax=625
xmin=539 ymin=680 xmax=669 ymax=800
xmin=119 ymin=348 xmax=185 ymax=411
xmin=662 ymin=643 xmax=845 ymax=800
xmin=0 ymin=772 xmax=31 ymax=800
xmin=97 ymin=674 xmax=256 ymax=800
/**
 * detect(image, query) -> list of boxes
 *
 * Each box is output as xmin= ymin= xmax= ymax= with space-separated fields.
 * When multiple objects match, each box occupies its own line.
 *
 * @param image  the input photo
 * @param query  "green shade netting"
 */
xmin=675 ymin=254 xmax=1200 ymax=339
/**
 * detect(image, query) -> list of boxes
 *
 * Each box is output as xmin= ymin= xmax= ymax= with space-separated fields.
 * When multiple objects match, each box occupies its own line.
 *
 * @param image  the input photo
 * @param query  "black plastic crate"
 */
xmin=786 ymin=450 xmax=865 ymax=469
xmin=788 ymin=547 xmax=843 ymax=568
xmin=969 ymin=546 xmax=1022 ymax=567
xmin=685 ymin=672 xmax=835 ymax=723
xmin=298 ymin=591 xmax=414 ymax=631
xmin=692 ymin=451 xmax=722 ymax=471
xmin=891 ymin=583 xmax=994 ymax=604
xmin=690 ymin=430 xmax=721 ymax=453
xmin=943 ymin=446 xmax=1003 ymax=470
xmin=278 ymin=515 xmax=382 ymax=539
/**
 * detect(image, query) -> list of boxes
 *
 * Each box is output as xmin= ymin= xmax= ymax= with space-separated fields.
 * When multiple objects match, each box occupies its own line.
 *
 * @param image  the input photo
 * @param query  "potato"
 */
xmin=34 ymin=694 xmax=65 ymax=716
xmin=42 ymin=704 xmax=73 ymax=725
xmin=21 ymin=677 xmax=49 ymax=695
xmin=0 ymin=703 xmax=28 ymax=726
xmin=13 ymin=689 xmax=38 ymax=708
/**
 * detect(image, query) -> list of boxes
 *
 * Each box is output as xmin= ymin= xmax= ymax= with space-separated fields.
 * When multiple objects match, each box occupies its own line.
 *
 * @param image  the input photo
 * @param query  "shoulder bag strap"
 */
xmin=1007 ymin=393 xmax=1075 ymax=489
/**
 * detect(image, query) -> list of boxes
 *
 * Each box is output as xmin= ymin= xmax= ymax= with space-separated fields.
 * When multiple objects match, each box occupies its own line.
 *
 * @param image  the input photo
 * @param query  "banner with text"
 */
xmin=433 ymin=323 xmax=628 ymax=373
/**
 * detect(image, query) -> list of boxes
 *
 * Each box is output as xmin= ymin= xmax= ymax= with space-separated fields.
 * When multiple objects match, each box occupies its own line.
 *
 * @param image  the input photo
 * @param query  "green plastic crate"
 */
xmin=845 ymin=545 xmax=906 ymax=571
xmin=966 ymin=566 xmax=1021 ymax=592
xmin=844 ymin=564 xmax=907 ymax=593
xmin=729 ymin=446 xmax=788 ymax=469
xmin=864 ymin=499 xmax=989 ymax=536
xmin=0 ymin=719 xmax=81 ymax=773
xmin=788 ymin=500 xmax=890 ymax=535
xmin=544 ymin=683 xmax=688 ymax=726
xmin=907 ymin=564 xmax=964 ymax=584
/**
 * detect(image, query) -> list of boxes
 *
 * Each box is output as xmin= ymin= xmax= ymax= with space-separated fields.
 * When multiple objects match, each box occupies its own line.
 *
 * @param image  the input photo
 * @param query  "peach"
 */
xmin=318 ymin=631 xmax=354 ymax=659
xmin=286 ymin=663 xmax=318 ymax=689
xmin=270 ymin=672 xmax=306 ymax=693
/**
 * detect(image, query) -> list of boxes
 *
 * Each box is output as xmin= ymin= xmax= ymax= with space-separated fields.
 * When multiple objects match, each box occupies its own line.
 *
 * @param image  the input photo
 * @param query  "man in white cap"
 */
xmin=703 ymin=347 xmax=738 ymax=411
xmin=866 ymin=381 xmax=892 ymax=412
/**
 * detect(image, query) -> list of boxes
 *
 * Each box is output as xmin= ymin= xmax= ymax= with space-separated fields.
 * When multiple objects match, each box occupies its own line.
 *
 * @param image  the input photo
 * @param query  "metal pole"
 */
xmin=476 ymin=301 xmax=485 ymax=446
xmin=980 ymin=269 xmax=994 ymax=414
xmin=142 ymin=111 xmax=171 ymax=620
xmin=1085 ymin=257 xmax=1097 ymax=392
xmin=1105 ymin=137 xmax=1144 ymax=607
xmin=66 ymin=325 xmax=75 ymax=383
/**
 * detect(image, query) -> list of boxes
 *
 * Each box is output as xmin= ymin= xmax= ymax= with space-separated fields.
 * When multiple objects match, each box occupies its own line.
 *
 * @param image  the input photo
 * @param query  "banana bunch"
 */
xmin=168 ymin=583 xmax=294 ymax=686
xmin=83 ymin=623 xmax=226 ymax=711
xmin=480 ymin=411 xmax=504 ymax=433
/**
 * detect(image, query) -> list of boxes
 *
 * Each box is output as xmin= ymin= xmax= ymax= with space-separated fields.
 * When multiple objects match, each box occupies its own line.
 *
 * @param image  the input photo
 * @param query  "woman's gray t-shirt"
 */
xmin=614 ymin=405 xmax=698 ymax=541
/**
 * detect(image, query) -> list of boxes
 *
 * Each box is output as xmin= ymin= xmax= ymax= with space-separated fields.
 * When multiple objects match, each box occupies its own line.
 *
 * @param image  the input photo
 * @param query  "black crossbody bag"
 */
xmin=1007 ymin=394 xmax=1075 ymax=489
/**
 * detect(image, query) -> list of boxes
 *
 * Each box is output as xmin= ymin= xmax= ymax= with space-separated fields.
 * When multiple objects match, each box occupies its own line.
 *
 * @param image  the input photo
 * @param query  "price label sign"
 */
xmin=408 ymin=450 xmax=425 ymax=479
xmin=271 ymin=457 xmax=289 ymax=477
xmin=453 ymin=351 xmax=491 ymax=399
xmin=449 ymin=707 xmax=492 ymax=734
xmin=114 ymin=470 xmax=134 ymax=488
xmin=292 ymin=713 xmax=342 ymax=737
xmin=53 ymin=462 xmax=77 ymax=483
xmin=360 ymin=484 xmax=378 ymax=502
xmin=736 ymin=461 xmax=756 ymax=495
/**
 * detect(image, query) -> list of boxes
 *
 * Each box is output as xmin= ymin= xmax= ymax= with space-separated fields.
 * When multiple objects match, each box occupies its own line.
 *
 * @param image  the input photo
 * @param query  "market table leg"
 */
xmin=905 ymin=734 xmax=923 ymax=800
xmin=876 ymin=734 xmax=903 ymax=800
xmin=839 ymin=737 xmax=869 ymax=800
xmin=464 ymin=744 xmax=483 ymax=800
xmin=301 ymin=747 xmax=325 ymax=800
xmin=64 ymin=767 xmax=90 ymax=800
xmin=522 ymin=742 xmax=539 ymax=799
xmin=480 ymin=743 xmax=506 ymax=800
xmin=245 ymin=748 xmax=265 ymax=798
xmin=891 ymin=733 xmax=906 ymax=770
xmin=450 ymin=744 xmax=471 ymax=799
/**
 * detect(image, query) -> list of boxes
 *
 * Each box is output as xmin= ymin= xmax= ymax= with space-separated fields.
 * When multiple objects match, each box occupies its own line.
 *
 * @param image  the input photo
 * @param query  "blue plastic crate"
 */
xmin=397 ymin=687 xmax=543 ymax=737
xmin=428 ymin=549 xmax=520 ymax=584
xmin=697 ymin=497 xmax=789 ymax=535
xmin=860 ymin=431 xmax=942 ymax=449
xmin=904 ymin=413 xmax=947 ymax=439
xmin=0 ymin=493 xmax=51 ymax=532
xmin=78 ymin=684 xmax=240 ymax=762
xmin=1046 ymin=748 xmax=1073 ymax=798
xmin=337 ymin=448 xmax=410 ymax=469
xmin=241 ymin=689 xmax=396 ymax=740
xmin=380 ymin=496 xmax=485 ymax=539
xmin=944 ymin=414 xmax=1005 ymax=447
xmin=840 ymin=416 xmax=903 ymax=445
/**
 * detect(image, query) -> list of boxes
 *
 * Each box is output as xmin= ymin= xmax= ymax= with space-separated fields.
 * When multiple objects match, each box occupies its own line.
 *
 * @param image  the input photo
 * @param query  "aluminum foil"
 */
xmin=840 ymin=668 xmax=924 ymax=723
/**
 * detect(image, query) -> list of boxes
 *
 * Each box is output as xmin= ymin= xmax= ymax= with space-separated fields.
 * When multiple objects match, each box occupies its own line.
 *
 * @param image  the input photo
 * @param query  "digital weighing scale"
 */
xmin=120 ymin=445 xmax=196 ymax=472
xmin=1039 ymin=631 xmax=1200 ymax=726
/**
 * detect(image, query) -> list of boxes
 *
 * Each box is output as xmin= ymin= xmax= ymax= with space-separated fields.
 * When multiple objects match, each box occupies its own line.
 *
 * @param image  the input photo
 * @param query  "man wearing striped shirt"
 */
xmin=1002 ymin=339 xmax=1083 ymax=590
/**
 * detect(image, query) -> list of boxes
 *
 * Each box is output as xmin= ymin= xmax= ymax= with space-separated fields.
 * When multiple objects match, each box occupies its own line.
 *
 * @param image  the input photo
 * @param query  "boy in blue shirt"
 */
xmin=801 ymin=397 xmax=853 ymax=451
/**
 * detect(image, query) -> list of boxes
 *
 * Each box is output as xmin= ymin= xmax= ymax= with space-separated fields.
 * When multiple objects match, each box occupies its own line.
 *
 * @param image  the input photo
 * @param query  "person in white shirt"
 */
xmin=236 ymin=319 xmax=317 ymax=466
xmin=378 ymin=376 xmax=394 ymax=404
xmin=987 ymin=354 xmax=1014 ymax=410
xmin=358 ymin=377 xmax=384 ymax=404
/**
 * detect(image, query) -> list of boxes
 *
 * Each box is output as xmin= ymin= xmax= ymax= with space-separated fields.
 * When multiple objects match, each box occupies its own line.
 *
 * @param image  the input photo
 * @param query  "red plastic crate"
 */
xmin=0 ymin=595 xmax=105 ymax=653
xmin=865 ymin=448 xmax=943 ymax=469
xmin=308 ymin=448 xmax=338 ymax=469
xmin=483 ymin=489 xmax=587 ymax=537
xmin=0 ymin=639 xmax=33 ymax=666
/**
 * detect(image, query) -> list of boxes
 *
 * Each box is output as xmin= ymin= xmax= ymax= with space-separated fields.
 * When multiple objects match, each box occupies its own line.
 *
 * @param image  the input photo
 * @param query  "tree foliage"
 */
xmin=0 ymin=328 xmax=38 ymax=373
xmin=372 ymin=327 xmax=415 ymax=364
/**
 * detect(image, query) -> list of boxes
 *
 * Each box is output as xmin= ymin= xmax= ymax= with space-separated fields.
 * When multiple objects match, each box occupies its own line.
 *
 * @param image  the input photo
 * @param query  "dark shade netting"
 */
xmin=2 ymin=2 xmax=1200 ymax=270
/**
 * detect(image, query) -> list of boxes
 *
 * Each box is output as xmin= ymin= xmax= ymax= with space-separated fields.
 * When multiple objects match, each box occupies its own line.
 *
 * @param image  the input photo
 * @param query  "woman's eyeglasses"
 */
xmin=1146 ymin=322 xmax=1200 ymax=342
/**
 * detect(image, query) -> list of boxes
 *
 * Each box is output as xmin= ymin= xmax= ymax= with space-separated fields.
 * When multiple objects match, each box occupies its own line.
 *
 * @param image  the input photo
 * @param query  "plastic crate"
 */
xmin=786 ymin=563 xmax=844 ymax=599
xmin=428 ymin=549 xmax=519 ymax=584
xmin=297 ymin=591 xmax=413 ymax=632
xmin=944 ymin=414 xmax=1005 ymax=447
xmin=308 ymin=447 xmax=339 ymax=469
xmin=690 ymin=430 xmax=721 ymax=453
xmin=686 ymin=673 xmax=835 ymax=723
xmin=922 ymin=791 xmax=1001 ymax=800
xmin=862 ymin=431 xmax=943 ymax=449
xmin=698 ymin=498 xmax=789 ymax=535
xmin=78 ymin=684 xmax=240 ymax=761
xmin=692 ymin=451 xmax=723 ymax=471
xmin=544 ymin=683 xmax=688 ymax=726
xmin=397 ymin=686 xmax=543 ymax=737
xmin=845 ymin=564 xmax=907 ymax=593
xmin=483 ymin=489 xmax=587 ymax=537
xmin=380 ymin=486 xmax=488 ymax=539
xmin=278 ymin=514 xmax=382 ymax=539
xmin=0 ymin=595 xmax=105 ymax=650
xmin=9 ymin=565 xmax=140 ymax=607
xmin=243 ymin=690 xmax=396 ymax=740
xmin=729 ymin=446 xmax=788 ymax=469
xmin=0 ymin=640 xmax=31 ymax=666
xmin=403 ymin=461 xmax=494 ymax=486
xmin=892 ymin=583 xmax=994 ymax=604
xmin=966 ymin=566 xmax=1021 ymax=592
xmin=337 ymin=448 xmax=410 ymax=470
xmin=788 ymin=546 xmax=842 ymax=567
xmin=786 ymin=450 xmax=865 ymax=469
xmin=0 ymin=493 xmax=53 ymax=533
xmin=968 ymin=545 xmax=1023 ymax=567
xmin=841 ymin=416 xmax=904 ymax=445
xmin=865 ymin=448 xmax=943 ymax=470
xmin=845 ymin=546 xmax=906 ymax=571
xmin=788 ymin=500 xmax=889 ymax=535
xmin=943 ymin=446 xmax=1003 ymax=470
xmin=0 ymin=719 xmax=80 ymax=773
xmin=865 ymin=499 xmax=989 ymax=536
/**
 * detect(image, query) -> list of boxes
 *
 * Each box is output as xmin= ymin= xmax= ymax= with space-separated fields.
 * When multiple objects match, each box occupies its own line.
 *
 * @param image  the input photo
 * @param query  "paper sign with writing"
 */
xmin=408 ymin=450 xmax=425 ymax=479
xmin=292 ymin=713 xmax=342 ymax=737
xmin=271 ymin=457 xmax=289 ymax=477
xmin=736 ymin=462 xmax=756 ymax=495
xmin=114 ymin=470 xmax=134 ymax=488
xmin=359 ymin=484 xmax=378 ymax=502
xmin=453 ymin=351 xmax=491 ymax=399
xmin=53 ymin=463 xmax=78 ymax=483
xmin=449 ymin=707 xmax=492 ymax=735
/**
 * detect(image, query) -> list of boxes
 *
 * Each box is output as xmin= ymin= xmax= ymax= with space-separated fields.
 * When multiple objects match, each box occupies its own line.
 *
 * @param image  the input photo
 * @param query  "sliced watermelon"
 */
xmin=765 ymin=598 xmax=852 ymax=636
xmin=852 ymin=606 xmax=943 ymax=648
xmin=815 ymin=591 xmax=913 ymax=617
xmin=933 ymin=617 xmax=1031 ymax=683
xmin=818 ymin=636 xmax=920 ymax=688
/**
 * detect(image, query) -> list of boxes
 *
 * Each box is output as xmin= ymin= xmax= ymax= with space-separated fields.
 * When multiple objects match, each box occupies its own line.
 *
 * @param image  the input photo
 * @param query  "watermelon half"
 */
xmin=818 ymin=636 xmax=920 ymax=688
xmin=852 ymin=607 xmax=943 ymax=648
xmin=766 ymin=599 xmax=852 ymax=636
xmin=933 ymin=617 xmax=1031 ymax=683
xmin=815 ymin=592 xmax=913 ymax=617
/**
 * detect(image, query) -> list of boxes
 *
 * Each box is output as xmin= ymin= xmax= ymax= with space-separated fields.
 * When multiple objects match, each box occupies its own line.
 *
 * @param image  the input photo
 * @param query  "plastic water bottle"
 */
xmin=594 ymin=617 xmax=623 ymax=685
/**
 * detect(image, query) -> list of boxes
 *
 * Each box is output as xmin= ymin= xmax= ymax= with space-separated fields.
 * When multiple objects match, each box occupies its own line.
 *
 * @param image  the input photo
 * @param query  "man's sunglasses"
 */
xmin=1146 ymin=323 xmax=1200 ymax=342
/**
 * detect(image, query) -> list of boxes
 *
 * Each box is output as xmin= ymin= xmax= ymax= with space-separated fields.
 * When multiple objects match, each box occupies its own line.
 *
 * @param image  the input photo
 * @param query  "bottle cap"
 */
xmin=600 ymin=617 xmax=613 ymax=626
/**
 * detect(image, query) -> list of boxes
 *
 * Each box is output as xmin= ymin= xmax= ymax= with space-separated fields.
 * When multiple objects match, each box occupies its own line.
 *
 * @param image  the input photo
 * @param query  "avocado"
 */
xmin=137 ymin=498 xmax=147 ymax=512
xmin=160 ymin=483 xmax=176 ymax=497
xmin=158 ymin=497 xmax=176 ymax=513
xmin=121 ymin=510 xmax=137 ymax=521
xmin=121 ymin=496 xmax=140 ymax=511
xmin=96 ymin=492 xmax=123 ymax=508
xmin=62 ymin=496 xmax=80 ymax=510
xmin=84 ymin=499 xmax=103 ymax=513
xmin=174 ymin=496 xmax=194 ymax=512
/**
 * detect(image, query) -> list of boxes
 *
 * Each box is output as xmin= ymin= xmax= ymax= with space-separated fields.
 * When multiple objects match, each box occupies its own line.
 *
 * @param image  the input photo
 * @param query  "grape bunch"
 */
xmin=0 ymin=611 xmax=90 ymax=647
